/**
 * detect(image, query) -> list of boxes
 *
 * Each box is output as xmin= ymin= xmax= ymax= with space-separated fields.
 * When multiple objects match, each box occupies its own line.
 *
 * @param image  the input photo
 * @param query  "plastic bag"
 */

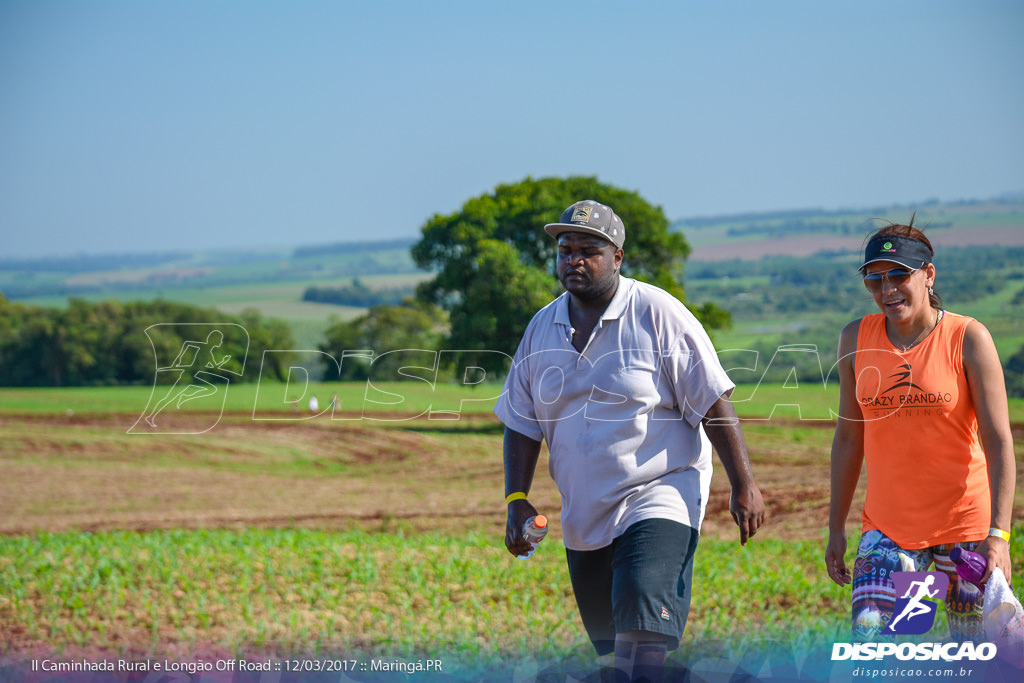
xmin=982 ymin=568 xmax=1024 ymax=668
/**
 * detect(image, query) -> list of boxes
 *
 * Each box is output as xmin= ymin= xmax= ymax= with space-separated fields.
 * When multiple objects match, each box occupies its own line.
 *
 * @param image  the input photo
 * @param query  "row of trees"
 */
xmin=319 ymin=300 xmax=448 ymax=381
xmin=0 ymin=296 xmax=294 ymax=386
xmin=302 ymin=279 xmax=412 ymax=308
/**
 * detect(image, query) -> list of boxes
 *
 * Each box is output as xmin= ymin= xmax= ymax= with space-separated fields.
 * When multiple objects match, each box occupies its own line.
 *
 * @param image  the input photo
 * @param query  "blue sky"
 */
xmin=2 ymin=1 xmax=1022 ymax=258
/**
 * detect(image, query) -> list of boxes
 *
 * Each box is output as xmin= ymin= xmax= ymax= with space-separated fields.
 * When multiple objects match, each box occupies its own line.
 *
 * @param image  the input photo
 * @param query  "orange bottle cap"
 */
xmin=534 ymin=515 xmax=547 ymax=529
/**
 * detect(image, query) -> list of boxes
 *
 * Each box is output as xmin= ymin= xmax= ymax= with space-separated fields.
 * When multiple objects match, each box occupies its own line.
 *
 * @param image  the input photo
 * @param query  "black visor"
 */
xmin=860 ymin=234 xmax=932 ymax=272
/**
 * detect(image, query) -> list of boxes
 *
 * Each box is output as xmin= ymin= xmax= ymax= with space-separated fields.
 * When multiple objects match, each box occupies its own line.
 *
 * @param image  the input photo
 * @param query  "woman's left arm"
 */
xmin=962 ymin=320 xmax=1015 ymax=584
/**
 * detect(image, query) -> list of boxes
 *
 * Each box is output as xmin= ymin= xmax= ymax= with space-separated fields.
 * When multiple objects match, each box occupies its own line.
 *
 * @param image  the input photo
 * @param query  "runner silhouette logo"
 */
xmin=129 ymin=323 xmax=249 ymax=434
xmin=884 ymin=571 xmax=949 ymax=635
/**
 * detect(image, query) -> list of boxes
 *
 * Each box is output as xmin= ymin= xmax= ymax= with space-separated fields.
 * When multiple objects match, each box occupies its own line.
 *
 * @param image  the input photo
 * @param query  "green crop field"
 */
xmin=9 ymin=527 xmax=971 ymax=674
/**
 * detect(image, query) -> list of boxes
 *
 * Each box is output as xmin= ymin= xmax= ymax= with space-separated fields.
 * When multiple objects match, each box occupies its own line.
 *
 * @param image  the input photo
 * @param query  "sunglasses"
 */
xmin=862 ymin=267 xmax=917 ymax=292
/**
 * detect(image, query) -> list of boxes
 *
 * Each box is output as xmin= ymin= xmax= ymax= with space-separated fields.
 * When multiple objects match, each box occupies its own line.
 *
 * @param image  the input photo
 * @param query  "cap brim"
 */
xmin=858 ymin=256 xmax=928 ymax=272
xmin=544 ymin=223 xmax=619 ymax=246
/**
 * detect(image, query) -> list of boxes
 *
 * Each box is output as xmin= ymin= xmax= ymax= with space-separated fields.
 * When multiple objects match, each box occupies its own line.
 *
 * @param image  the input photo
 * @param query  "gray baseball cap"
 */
xmin=544 ymin=200 xmax=625 ymax=248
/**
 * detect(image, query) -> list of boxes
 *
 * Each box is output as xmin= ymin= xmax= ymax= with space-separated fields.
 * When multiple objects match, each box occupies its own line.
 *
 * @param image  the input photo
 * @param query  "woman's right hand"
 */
xmin=826 ymin=531 xmax=852 ymax=587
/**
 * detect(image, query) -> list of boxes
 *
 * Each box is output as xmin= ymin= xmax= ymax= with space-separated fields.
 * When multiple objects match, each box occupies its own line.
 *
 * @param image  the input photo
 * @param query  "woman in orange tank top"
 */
xmin=824 ymin=217 xmax=1014 ymax=641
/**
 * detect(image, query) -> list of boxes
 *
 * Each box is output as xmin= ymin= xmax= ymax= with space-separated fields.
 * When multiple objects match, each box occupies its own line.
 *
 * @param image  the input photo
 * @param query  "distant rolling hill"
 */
xmin=673 ymin=196 xmax=1024 ymax=261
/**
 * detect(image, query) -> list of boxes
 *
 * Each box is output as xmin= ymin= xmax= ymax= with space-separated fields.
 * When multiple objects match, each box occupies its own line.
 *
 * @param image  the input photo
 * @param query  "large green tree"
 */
xmin=412 ymin=176 xmax=726 ymax=372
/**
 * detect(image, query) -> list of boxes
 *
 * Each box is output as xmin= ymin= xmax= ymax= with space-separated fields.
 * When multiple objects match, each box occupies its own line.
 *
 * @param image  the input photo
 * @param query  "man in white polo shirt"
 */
xmin=496 ymin=199 xmax=765 ymax=683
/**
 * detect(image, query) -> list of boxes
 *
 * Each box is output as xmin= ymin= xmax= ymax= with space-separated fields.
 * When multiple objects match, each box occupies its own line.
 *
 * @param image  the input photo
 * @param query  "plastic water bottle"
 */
xmin=950 ymin=546 xmax=987 ymax=592
xmin=518 ymin=515 xmax=548 ymax=559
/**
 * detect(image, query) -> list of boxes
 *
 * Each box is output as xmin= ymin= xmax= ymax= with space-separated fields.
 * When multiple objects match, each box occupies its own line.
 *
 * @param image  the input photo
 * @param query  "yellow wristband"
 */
xmin=505 ymin=492 xmax=528 ymax=505
xmin=989 ymin=527 xmax=1011 ymax=542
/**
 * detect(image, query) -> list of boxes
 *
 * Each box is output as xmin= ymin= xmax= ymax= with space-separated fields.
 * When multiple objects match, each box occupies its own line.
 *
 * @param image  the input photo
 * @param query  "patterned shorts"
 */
xmin=852 ymin=530 xmax=985 ymax=641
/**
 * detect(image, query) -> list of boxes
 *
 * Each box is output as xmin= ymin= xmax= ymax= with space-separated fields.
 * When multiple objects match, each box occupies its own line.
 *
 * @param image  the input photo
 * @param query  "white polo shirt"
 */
xmin=495 ymin=276 xmax=735 ymax=551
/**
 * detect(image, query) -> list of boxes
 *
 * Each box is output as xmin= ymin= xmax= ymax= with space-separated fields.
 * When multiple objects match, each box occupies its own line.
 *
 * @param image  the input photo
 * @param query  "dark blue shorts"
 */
xmin=565 ymin=518 xmax=699 ymax=655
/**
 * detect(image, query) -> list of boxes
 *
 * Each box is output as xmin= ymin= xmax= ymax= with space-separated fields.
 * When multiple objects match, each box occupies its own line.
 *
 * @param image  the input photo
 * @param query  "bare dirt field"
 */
xmin=3 ymin=412 xmax=1022 ymax=542
xmin=692 ymin=235 xmax=862 ymax=261
xmin=690 ymin=224 xmax=1024 ymax=261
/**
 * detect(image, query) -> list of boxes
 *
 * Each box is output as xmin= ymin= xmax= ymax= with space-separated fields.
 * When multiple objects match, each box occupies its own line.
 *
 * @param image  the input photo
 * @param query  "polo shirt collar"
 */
xmin=553 ymin=275 xmax=631 ymax=327
xmin=602 ymin=274 xmax=631 ymax=320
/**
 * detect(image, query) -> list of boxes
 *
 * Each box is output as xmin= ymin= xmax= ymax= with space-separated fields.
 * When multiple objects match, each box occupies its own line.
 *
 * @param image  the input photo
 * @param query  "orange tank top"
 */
xmin=854 ymin=311 xmax=989 ymax=549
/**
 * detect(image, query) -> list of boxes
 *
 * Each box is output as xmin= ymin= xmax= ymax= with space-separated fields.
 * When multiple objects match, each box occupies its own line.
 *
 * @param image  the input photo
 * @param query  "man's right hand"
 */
xmin=730 ymin=483 xmax=765 ymax=546
xmin=505 ymin=498 xmax=539 ymax=557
